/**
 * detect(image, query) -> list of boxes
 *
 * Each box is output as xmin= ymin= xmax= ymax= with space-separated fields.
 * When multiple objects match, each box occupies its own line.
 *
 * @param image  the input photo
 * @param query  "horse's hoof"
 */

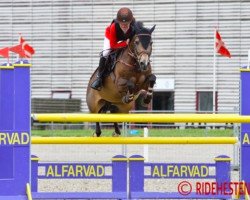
xmin=112 ymin=132 xmax=120 ymax=137
xmin=122 ymin=95 xmax=134 ymax=104
xmin=93 ymin=133 xmax=101 ymax=137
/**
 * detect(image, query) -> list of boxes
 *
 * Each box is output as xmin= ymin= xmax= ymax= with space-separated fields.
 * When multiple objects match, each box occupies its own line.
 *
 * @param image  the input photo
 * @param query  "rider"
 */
xmin=91 ymin=7 xmax=135 ymax=91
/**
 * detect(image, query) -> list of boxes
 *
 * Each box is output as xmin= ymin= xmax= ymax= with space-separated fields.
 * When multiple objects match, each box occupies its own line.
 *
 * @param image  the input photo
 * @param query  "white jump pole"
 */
xmin=143 ymin=127 xmax=149 ymax=162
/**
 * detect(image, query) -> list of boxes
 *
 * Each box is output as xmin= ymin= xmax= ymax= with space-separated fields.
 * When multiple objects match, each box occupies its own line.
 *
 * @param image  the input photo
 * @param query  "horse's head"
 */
xmin=129 ymin=22 xmax=156 ymax=71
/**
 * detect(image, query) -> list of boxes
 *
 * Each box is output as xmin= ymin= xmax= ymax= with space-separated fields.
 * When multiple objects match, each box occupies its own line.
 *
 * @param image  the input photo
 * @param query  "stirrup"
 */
xmin=91 ymin=78 xmax=102 ymax=91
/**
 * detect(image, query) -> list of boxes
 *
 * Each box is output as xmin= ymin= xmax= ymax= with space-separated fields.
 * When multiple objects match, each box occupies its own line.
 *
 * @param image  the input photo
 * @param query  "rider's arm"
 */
xmin=108 ymin=23 xmax=127 ymax=49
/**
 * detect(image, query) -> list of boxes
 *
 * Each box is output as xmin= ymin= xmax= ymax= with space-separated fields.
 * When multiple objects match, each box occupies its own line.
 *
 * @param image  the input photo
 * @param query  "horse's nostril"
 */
xmin=140 ymin=62 xmax=147 ymax=70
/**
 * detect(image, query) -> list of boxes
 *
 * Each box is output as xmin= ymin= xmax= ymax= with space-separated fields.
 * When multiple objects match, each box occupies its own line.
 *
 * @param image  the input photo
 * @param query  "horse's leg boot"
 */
xmin=91 ymin=57 xmax=106 ymax=91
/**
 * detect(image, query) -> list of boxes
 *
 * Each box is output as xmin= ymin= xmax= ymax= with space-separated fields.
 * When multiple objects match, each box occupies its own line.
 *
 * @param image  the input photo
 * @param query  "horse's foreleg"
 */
xmin=143 ymin=74 xmax=156 ymax=105
xmin=122 ymin=80 xmax=135 ymax=104
xmin=94 ymin=122 xmax=102 ymax=137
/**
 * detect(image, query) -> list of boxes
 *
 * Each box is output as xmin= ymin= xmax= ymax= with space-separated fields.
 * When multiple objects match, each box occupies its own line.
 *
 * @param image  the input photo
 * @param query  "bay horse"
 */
xmin=86 ymin=22 xmax=156 ymax=137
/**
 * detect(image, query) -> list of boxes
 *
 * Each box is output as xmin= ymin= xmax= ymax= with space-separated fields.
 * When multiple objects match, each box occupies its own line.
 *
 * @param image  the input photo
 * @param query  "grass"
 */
xmin=31 ymin=128 xmax=235 ymax=137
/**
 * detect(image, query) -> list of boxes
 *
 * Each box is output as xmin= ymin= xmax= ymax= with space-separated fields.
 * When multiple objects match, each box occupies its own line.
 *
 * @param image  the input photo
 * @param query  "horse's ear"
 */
xmin=149 ymin=25 xmax=156 ymax=34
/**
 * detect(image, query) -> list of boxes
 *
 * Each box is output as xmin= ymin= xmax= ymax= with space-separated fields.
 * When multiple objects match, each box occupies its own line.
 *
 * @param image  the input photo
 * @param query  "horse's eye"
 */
xmin=150 ymin=41 xmax=153 ymax=45
xmin=134 ymin=41 xmax=139 ymax=45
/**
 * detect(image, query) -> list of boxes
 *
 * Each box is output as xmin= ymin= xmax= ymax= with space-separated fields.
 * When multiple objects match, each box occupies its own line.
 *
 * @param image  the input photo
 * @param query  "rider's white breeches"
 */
xmin=102 ymin=37 xmax=111 ymax=57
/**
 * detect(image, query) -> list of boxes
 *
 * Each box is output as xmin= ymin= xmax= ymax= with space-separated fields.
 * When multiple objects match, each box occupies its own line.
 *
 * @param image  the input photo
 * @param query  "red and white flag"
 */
xmin=19 ymin=35 xmax=35 ymax=58
xmin=9 ymin=44 xmax=26 ymax=58
xmin=215 ymin=30 xmax=231 ymax=58
xmin=0 ymin=47 xmax=9 ymax=58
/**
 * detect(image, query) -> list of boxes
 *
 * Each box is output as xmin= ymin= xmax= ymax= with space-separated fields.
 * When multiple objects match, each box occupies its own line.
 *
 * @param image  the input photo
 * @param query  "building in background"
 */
xmin=0 ymin=0 xmax=248 ymax=113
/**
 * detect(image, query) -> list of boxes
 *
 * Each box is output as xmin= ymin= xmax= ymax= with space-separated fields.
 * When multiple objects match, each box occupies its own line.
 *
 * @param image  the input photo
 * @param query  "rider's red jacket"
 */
xmin=105 ymin=20 xmax=135 ymax=49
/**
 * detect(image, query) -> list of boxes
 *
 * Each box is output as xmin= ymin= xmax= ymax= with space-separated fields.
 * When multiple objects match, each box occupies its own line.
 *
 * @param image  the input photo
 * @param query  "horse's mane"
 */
xmin=134 ymin=21 xmax=152 ymax=35
xmin=135 ymin=21 xmax=144 ymax=29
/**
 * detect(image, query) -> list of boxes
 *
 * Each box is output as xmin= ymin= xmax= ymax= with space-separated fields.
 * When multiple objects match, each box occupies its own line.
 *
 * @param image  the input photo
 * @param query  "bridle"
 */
xmin=128 ymin=33 xmax=152 ymax=62
xmin=117 ymin=33 xmax=152 ymax=68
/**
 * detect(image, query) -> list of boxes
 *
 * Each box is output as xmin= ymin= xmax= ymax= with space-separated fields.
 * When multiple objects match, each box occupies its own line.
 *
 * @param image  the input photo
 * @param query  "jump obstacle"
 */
xmin=0 ymin=61 xmax=250 ymax=199
xmin=32 ymin=113 xmax=250 ymax=123
xmin=31 ymin=136 xmax=238 ymax=144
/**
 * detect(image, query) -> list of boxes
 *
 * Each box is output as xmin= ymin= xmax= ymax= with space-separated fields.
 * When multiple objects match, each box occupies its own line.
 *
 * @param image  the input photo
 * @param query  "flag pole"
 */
xmin=18 ymin=33 xmax=23 ymax=64
xmin=213 ymin=28 xmax=217 ymax=114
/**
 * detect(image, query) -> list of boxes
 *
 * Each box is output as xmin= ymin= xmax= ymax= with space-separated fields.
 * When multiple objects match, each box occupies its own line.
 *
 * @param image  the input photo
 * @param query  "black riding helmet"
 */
xmin=116 ymin=7 xmax=133 ymax=23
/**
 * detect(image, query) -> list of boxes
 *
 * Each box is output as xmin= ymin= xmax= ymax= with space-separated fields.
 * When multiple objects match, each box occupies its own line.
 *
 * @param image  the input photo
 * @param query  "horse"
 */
xmin=86 ymin=22 xmax=156 ymax=137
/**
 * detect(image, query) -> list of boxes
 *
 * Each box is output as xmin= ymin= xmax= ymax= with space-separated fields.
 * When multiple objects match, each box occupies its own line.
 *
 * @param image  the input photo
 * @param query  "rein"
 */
xmin=116 ymin=60 xmax=136 ymax=68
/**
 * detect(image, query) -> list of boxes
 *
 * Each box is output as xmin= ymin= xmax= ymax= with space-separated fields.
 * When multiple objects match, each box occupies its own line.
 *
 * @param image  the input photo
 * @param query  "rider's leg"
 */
xmin=91 ymin=37 xmax=110 ymax=91
xmin=91 ymin=56 xmax=107 ymax=91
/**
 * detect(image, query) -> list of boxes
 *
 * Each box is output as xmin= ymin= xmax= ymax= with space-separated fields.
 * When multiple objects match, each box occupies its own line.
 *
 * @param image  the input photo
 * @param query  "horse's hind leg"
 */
xmin=93 ymin=102 xmax=110 ymax=137
xmin=113 ymin=122 xmax=121 ymax=137
xmin=110 ymin=104 xmax=121 ymax=137
xmin=93 ymin=122 xmax=102 ymax=137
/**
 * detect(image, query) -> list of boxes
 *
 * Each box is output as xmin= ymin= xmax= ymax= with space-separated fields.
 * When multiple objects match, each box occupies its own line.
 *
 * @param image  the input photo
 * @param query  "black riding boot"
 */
xmin=91 ymin=57 xmax=106 ymax=91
